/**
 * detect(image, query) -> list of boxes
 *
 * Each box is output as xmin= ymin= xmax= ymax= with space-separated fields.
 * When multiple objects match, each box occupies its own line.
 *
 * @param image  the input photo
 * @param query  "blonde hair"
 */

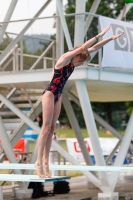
xmin=73 ymin=45 xmax=91 ymax=61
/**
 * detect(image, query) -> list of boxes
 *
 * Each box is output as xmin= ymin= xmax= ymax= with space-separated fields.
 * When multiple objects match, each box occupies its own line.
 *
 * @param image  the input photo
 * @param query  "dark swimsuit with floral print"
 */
xmin=42 ymin=62 xmax=75 ymax=102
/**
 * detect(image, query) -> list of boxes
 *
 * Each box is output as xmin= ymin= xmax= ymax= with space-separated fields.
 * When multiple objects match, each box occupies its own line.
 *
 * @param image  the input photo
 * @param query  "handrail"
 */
xmin=30 ymin=41 xmax=55 ymax=70
xmin=0 ymin=12 xmax=100 ymax=25
xmin=0 ymin=44 xmax=18 ymax=67
xmin=0 ymin=51 xmax=55 ymax=60
xmin=6 ymin=31 xmax=54 ymax=42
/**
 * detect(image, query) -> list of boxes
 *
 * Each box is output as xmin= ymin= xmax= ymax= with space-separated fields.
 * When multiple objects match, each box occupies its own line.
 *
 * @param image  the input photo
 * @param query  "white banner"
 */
xmin=99 ymin=16 xmax=133 ymax=69
xmin=66 ymin=138 xmax=119 ymax=162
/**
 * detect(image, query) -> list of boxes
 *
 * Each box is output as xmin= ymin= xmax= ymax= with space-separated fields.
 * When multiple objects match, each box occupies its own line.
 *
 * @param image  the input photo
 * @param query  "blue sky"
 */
xmin=0 ymin=0 xmax=67 ymax=35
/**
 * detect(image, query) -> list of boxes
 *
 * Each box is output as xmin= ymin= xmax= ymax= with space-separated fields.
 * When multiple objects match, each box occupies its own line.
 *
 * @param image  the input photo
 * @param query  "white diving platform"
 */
xmin=0 ymin=67 xmax=133 ymax=102
xmin=0 ymin=163 xmax=133 ymax=172
xmin=0 ymin=174 xmax=70 ymax=182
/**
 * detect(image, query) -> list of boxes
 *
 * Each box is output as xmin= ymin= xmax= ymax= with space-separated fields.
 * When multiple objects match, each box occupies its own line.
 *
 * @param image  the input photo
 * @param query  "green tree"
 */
xmin=126 ymin=102 xmax=133 ymax=115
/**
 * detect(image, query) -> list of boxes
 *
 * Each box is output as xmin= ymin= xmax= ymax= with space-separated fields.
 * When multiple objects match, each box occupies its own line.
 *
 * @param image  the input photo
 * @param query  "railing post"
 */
xmin=63 ymin=157 xmax=66 ymax=176
xmin=20 ymin=37 xmax=23 ymax=71
xmin=43 ymin=58 xmax=47 ymax=69
xmin=15 ymin=47 xmax=19 ymax=71
xmin=52 ymin=43 xmax=56 ymax=68
xmin=58 ymin=152 xmax=60 ymax=176
xmin=12 ymin=47 xmax=16 ymax=71
xmin=0 ymin=186 xmax=3 ymax=200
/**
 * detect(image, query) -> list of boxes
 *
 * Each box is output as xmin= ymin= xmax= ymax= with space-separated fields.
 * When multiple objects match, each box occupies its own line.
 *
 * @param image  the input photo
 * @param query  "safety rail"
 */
xmin=0 ymin=32 xmax=56 ymax=72
xmin=0 ymin=44 xmax=55 ymax=71
xmin=0 ymin=11 xmax=100 ymax=73
xmin=0 ymin=45 xmax=19 ymax=71
xmin=0 ymin=163 xmax=133 ymax=172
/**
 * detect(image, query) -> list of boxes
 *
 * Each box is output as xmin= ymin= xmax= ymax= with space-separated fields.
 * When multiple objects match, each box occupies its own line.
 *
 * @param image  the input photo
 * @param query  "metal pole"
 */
xmin=74 ymin=0 xmax=110 ymax=189
xmin=105 ymin=140 xmax=121 ymax=165
xmin=0 ymin=186 xmax=3 ymax=200
xmin=0 ymin=88 xmax=16 ymax=109
xmin=20 ymin=37 xmax=23 ymax=71
xmin=110 ymin=111 xmax=133 ymax=191
xmin=0 ymin=0 xmax=52 ymax=62
xmin=84 ymin=0 xmax=101 ymax=36
xmin=0 ymin=0 xmax=18 ymax=44
xmin=30 ymin=41 xmax=55 ymax=70
xmin=12 ymin=47 xmax=15 ymax=71
xmin=58 ymin=153 xmax=60 ymax=176
xmin=56 ymin=1 xmax=61 ymax=60
xmin=0 ymin=116 xmax=26 ymax=188
xmin=52 ymin=44 xmax=56 ymax=68
xmin=0 ymin=93 xmax=40 ymax=134
xmin=15 ymin=46 xmax=19 ymax=71
xmin=62 ymin=94 xmax=93 ymax=166
xmin=56 ymin=0 xmax=73 ymax=50
xmin=22 ymin=88 xmax=34 ymax=110
xmin=74 ymin=0 xmax=86 ymax=45
xmin=75 ymin=80 xmax=110 ymax=188
xmin=98 ymin=19 xmax=102 ymax=80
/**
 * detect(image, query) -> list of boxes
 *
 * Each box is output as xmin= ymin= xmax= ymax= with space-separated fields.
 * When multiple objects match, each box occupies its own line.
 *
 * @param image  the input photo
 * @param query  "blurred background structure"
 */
xmin=0 ymin=0 xmax=133 ymax=198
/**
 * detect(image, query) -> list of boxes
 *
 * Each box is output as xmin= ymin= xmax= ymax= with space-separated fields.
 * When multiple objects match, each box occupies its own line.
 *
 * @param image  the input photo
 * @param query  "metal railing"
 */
xmin=0 ymin=33 xmax=56 ymax=72
xmin=0 ymin=12 xmax=100 ymax=73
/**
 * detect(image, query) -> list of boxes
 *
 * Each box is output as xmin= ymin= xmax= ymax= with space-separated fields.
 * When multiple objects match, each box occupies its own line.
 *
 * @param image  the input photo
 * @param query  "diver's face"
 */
xmin=72 ymin=56 xmax=85 ymax=67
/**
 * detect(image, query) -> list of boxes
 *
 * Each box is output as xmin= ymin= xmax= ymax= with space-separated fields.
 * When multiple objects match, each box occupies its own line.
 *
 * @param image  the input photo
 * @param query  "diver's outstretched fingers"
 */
xmin=98 ymin=24 xmax=111 ymax=37
xmin=112 ymin=31 xmax=124 ymax=40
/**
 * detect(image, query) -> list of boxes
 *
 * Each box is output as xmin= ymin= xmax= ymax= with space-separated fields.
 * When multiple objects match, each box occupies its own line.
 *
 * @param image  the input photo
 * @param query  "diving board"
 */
xmin=0 ymin=163 xmax=133 ymax=172
xmin=0 ymin=174 xmax=70 ymax=182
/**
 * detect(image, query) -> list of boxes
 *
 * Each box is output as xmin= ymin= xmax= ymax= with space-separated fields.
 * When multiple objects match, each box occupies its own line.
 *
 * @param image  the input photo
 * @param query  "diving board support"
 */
xmin=98 ymin=192 xmax=118 ymax=200
xmin=105 ymin=140 xmax=121 ymax=165
xmin=73 ymin=0 xmax=111 ymax=188
xmin=75 ymin=80 xmax=110 ymax=189
xmin=0 ymin=116 xmax=26 ymax=189
xmin=62 ymin=94 xmax=93 ymax=166
xmin=0 ymin=186 xmax=3 ymax=200
xmin=110 ymin=110 xmax=133 ymax=192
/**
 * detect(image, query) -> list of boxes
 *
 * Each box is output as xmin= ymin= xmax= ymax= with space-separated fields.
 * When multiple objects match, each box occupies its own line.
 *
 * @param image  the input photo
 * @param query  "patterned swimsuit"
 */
xmin=42 ymin=62 xmax=75 ymax=102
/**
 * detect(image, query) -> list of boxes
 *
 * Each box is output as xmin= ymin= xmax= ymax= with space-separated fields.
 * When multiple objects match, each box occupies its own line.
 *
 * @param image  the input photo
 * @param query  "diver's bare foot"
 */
xmin=44 ymin=163 xmax=51 ymax=178
xmin=34 ymin=161 xmax=45 ymax=178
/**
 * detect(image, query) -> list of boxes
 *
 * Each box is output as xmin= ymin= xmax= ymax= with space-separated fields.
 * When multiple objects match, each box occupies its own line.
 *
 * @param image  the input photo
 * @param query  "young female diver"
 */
xmin=35 ymin=24 xmax=124 ymax=178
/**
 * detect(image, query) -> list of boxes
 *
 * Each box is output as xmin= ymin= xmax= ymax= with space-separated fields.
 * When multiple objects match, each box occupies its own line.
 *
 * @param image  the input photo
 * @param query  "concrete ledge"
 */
xmin=14 ymin=188 xmax=33 ymax=199
xmin=0 ymin=186 xmax=3 ymax=200
xmin=98 ymin=192 xmax=118 ymax=200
